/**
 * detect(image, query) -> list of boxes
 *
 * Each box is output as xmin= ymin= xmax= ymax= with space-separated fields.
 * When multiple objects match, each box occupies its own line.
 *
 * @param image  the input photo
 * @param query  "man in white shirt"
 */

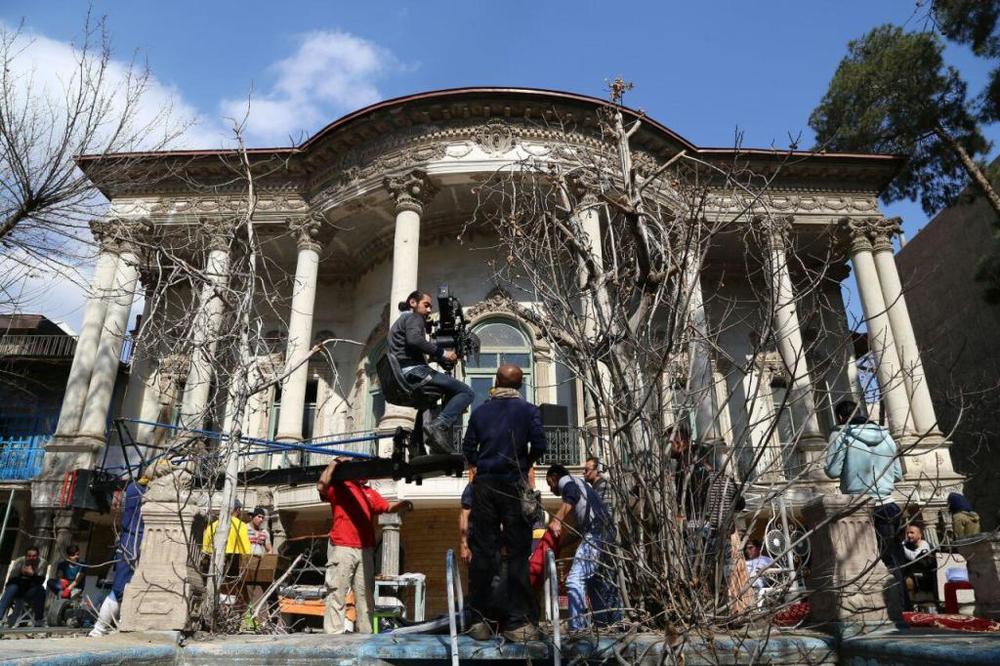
xmin=744 ymin=539 xmax=774 ymax=590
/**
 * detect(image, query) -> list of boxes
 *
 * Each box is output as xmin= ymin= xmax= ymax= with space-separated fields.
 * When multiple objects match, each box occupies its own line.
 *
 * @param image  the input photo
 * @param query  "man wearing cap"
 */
xmin=247 ymin=507 xmax=273 ymax=556
xmin=317 ymin=458 xmax=412 ymax=634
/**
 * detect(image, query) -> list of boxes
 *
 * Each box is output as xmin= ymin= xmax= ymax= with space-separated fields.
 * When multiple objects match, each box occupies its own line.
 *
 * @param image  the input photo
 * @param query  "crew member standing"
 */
xmin=317 ymin=458 xmax=412 ymax=634
xmin=462 ymin=364 xmax=547 ymax=641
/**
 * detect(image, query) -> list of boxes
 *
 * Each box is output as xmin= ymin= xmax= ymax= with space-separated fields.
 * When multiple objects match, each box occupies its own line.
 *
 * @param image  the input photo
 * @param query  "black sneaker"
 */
xmin=423 ymin=419 xmax=455 ymax=455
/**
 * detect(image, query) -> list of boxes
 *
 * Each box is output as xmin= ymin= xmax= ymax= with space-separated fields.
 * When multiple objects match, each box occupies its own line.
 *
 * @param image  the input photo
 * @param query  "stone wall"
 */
xmin=897 ymin=194 xmax=1000 ymax=528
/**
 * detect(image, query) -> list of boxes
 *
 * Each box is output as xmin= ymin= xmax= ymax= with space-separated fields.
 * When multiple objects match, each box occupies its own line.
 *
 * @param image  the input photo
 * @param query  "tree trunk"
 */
xmin=935 ymin=125 xmax=1000 ymax=218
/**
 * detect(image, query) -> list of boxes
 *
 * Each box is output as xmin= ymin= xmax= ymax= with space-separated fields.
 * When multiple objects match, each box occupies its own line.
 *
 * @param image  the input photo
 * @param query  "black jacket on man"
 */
xmin=388 ymin=311 xmax=441 ymax=368
xmin=462 ymin=395 xmax=547 ymax=481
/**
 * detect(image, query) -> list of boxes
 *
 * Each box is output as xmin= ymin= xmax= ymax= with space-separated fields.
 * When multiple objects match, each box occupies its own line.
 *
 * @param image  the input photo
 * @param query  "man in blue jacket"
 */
xmin=824 ymin=400 xmax=904 ymax=571
xmin=462 ymin=364 xmax=547 ymax=641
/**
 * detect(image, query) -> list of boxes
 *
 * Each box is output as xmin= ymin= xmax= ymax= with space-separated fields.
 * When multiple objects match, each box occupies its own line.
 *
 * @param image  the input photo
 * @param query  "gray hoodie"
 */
xmin=824 ymin=422 xmax=902 ymax=501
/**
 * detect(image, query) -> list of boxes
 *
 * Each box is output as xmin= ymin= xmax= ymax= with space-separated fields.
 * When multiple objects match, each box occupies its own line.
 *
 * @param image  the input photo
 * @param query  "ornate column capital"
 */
xmin=566 ymin=170 xmax=600 ymax=206
xmin=383 ymin=168 xmax=438 ymax=215
xmin=91 ymin=218 xmax=141 ymax=254
xmin=757 ymin=214 xmax=793 ymax=251
xmin=870 ymin=216 xmax=902 ymax=253
xmin=200 ymin=217 xmax=232 ymax=253
xmin=290 ymin=213 xmax=325 ymax=253
xmin=838 ymin=216 xmax=876 ymax=255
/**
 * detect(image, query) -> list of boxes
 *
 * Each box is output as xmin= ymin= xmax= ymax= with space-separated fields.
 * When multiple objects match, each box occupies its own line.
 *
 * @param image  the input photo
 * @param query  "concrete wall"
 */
xmin=897 ymin=194 xmax=1000 ymax=528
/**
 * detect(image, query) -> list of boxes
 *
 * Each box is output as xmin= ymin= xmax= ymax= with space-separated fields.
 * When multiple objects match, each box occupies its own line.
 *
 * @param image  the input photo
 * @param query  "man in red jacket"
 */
xmin=317 ymin=458 xmax=412 ymax=634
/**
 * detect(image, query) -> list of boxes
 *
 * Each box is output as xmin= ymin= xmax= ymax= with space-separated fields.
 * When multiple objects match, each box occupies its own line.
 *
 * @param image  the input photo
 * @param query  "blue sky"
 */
xmin=4 ymin=1 xmax=999 ymax=328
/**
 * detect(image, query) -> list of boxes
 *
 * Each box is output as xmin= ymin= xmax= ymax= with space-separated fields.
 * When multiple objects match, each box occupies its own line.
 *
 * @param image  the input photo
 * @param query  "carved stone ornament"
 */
xmin=870 ymin=216 xmax=902 ymax=253
xmin=383 ymin=169 xmax=439 ymax=214
xmin=474 ymin=119 xmax=518 ymax=155
xmin=465 ymin=286 xmax=516 ymax=320
xmin=838 ymin=216 xmax=875 ymax=255
xmin=836 ymin=215 xmax=901 ymax=255
xmin=291 ymin=213 xmax=324 ymax=252
xmin=201 ymin=217 xmax=233 ymax=252
xmin=566 ymin=170 xmax=601 ymax=205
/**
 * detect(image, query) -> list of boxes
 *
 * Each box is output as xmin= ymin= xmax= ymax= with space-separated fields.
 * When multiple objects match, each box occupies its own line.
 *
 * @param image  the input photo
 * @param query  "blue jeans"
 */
xmin=0 ymin=580 xmax=45 ymax=626
xmin=405 ymin=366 xmax=475 ymax=428
xmin=566 ymin=535 xmax=621 ymax=631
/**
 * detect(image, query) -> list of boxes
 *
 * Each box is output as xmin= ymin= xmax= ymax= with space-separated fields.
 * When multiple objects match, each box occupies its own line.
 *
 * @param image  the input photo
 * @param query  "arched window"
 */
xmin=465 ymin=320 xmax=533 ymax=412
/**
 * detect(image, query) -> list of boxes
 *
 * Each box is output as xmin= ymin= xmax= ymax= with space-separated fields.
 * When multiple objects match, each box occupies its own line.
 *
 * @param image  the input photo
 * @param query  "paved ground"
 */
xmin=0 ymin=626 xmax=996 ymax=664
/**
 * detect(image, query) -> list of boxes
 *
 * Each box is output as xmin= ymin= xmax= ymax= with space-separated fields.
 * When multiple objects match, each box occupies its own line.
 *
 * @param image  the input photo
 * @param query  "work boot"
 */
xmin=502 ymin=623 xmax=540 ymax=642
xmin=423 ymin=418 xmax=455 ymax=455
xmin=466 ymin=621 xmax=495 ymax=640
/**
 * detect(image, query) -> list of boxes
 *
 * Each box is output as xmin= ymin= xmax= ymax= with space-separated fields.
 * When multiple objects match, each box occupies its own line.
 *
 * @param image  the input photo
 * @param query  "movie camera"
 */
xmin=428 ymin=285 xmax=479 ymax=372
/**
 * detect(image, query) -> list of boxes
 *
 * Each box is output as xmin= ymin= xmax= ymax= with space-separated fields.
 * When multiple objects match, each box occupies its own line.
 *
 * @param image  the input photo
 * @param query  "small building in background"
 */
xmin=0 ymin=313 xmax=129 ymax=569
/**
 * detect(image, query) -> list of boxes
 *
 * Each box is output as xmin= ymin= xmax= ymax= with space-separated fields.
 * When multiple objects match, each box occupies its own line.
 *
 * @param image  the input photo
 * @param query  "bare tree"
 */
xmin=464 ymin=79 xmax=943 ymax=654
xmin=0 ymin=11 xmax=186 ymax=416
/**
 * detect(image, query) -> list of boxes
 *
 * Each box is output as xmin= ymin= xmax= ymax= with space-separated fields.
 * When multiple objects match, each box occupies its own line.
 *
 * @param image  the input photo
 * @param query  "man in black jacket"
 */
xmin=389 ymin=290 xmax=475 ymax=452
xmin=462 ymin=363 xmax=547 ymax=641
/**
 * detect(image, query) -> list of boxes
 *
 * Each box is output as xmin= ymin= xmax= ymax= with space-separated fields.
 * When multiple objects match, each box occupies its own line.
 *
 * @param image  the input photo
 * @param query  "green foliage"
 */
xmin=809 ymin=25 xmax=989 ymax=214
xmin=933 ymin=0 xmax=1000 ymax=123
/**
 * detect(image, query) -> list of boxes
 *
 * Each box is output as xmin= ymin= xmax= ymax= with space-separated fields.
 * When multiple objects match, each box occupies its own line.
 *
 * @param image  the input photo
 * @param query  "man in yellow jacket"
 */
xmin=202 ymin=499 xmax=253 ymax=555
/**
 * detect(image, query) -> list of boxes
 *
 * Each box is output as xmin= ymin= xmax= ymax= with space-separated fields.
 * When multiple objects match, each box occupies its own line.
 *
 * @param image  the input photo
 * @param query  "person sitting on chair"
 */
xmin=389 ymin=289 xmax=475 ymax=453
xmin=0 ymin=546 xmax=48 ymax=627
xmin=901 ymin=523 xmax=937 ymax=609
xmin=47 ymin=545 xmax=85 ymax=599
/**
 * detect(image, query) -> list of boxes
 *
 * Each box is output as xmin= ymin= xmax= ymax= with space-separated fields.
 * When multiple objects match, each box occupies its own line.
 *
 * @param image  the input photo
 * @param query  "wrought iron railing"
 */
xmin=538 ymin=426 xmax=587 ymax=465
xmin=0 ymin=334 xmax=77 ymax=358
xmin=0 ymin=435 xmax=46 ymax=481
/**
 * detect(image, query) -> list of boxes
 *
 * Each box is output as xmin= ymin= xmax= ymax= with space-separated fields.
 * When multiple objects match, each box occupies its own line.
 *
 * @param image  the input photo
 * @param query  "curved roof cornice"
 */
xmin=76 ymin=86 xmax=906 ymax=195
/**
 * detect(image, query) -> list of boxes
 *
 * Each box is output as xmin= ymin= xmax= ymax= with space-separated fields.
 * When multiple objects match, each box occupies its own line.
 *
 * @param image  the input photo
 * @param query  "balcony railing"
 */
xmin=0 ymin=435 xmax=46 ymax=481
xmin=0 ymin=334 xmax=77 ymax=358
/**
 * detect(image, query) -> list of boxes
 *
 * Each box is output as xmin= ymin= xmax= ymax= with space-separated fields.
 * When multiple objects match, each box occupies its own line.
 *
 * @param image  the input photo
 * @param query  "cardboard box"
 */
xmin=240 ymin=554 xmax=278 ymax=584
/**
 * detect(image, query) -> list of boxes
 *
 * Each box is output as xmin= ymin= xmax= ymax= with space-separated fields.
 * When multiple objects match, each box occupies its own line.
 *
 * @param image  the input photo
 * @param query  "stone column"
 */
xmin=76 ymin=242 xmax=141 ymax=447
xmin=870 ymin=217 xmax=940 ymax=436
xmin=569 ymin=177 xmax=614 ymax=439
xmin=743 ymin=357 xmax=782 ymax=481
xmin=681 ymin=251 xmax=723 ymax=448
xmin=54 ymin=223 xmax=122 ymax=440
xmin=379 ymin=170 xmax=438 ymax=444
xmin=122 ymin=273 xmax=158 ymax=443
xmin=178 ymin=225 xmax=231 ymax=432
xmin=764 ymin=218 xmax=826 ymax=474
xmin=275 ymin=216 xmax=325 ymax=462
xmin=379 ymin=513 xmax=402 ymax=577
xmin=383 ymin=169 xmax=437 ymax=327
xmin=803 ymin=494 xmax=898 ymax=627
xmin=840 ymin=218 xmax=912 ymax=438
xmin=119 ymin=471 xmax=206 ymax=631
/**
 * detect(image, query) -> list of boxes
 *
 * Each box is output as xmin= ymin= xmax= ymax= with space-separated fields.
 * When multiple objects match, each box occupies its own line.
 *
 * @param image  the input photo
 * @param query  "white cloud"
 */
xmin=0 ymin=21 xmax=228 ymax=151
xmin=219 ymin=30 xmax=394 ymax=146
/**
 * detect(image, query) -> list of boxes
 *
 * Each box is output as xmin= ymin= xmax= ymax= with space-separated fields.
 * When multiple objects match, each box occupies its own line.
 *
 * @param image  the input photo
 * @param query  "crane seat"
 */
xmin=375 ymin=354 xmax=443 ymax=411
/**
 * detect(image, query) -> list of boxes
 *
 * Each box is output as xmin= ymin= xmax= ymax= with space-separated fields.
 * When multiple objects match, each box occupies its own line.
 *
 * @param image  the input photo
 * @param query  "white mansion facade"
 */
xmin=26 ymin=88 xmax=959 ymax=616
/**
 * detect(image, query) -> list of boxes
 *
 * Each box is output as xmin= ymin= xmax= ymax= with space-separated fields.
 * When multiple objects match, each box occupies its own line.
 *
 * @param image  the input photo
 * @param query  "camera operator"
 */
xmin=389 ymin=289 xmax=475 ymax=453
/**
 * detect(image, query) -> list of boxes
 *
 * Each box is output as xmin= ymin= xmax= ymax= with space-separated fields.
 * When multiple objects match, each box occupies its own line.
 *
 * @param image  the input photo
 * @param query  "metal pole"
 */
xmin=446 ymin=549 xmax=459 ymax=666
xmin=548 ymin=549 xmax=561 ymax=666
xmin=0 ymin=489 xmax=16 ymax=557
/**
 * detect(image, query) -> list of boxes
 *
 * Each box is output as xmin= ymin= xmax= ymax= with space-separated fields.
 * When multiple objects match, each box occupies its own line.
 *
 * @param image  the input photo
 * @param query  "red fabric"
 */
xmin=59 ymin=578 xmax=71 ymax=599
xmin=529 ymin=528 xmax=561 ymax=591
xmin=903 ymin=611 xmax=1000 ymax=633
xmin=773 ymin=602 xmax=810 ymax=627
xmin=944 ymin=581 xmax=974 ymax=614
xmin=323 ymin=481 xmax=390 ymax=549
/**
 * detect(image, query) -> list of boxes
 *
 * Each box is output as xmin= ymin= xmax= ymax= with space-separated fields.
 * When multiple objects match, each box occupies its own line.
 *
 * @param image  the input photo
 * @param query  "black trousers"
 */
xmin=468 ymin=478 xmax=537 ymax=628
xmin=872 ymin=502 xmax=903 ymax=571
